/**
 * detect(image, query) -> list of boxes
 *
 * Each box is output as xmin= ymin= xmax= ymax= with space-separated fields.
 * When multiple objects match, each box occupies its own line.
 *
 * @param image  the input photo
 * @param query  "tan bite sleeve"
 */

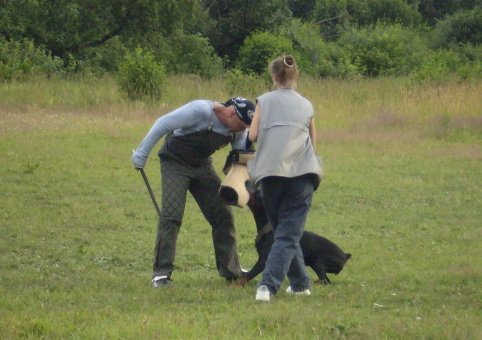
xmin=219 ymin=152 xmax=255 ymax=207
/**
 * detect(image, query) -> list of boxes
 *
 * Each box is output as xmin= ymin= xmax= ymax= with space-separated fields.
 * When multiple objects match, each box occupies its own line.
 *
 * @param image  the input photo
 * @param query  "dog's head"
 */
xmin=329 ymin=253 xmax=352 ymax=275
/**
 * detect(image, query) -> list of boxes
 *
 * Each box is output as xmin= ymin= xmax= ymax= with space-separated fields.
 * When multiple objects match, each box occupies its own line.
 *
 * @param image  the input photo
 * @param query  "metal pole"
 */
xmin=139 ymin=168 xmax=162 ymax=219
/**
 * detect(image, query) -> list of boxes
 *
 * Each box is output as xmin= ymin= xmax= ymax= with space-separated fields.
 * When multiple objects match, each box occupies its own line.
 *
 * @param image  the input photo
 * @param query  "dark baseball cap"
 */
xmin=225 ymin=97 xmax=255 ymax=125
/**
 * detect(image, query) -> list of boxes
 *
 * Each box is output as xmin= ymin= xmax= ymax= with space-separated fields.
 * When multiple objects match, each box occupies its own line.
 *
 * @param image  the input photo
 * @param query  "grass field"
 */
xmin=1 ymin=76 xmax=481 ymax=339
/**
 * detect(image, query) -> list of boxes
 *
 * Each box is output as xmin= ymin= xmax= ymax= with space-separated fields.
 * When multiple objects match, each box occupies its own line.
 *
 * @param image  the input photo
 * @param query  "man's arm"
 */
xmin=131 ymin=102 xmax=202 ymax=168
xmin=232 ymin=129 xmax=254 ymax=151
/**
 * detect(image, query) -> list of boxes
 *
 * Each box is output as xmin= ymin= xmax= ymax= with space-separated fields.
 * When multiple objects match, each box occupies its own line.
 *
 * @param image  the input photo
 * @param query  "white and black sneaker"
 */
xmin=255 ymin=285 xmax=272 ymax=302
xmin=151 ymin=275 xmax=171 ymax=288
xmin=286 ymin=286 xmax=311 ymax=296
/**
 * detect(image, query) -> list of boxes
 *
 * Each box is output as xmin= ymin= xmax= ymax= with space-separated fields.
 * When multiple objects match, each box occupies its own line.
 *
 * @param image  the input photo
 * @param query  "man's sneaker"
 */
xmin=151 ymin=275 xmax=171 ymax=288
xmin=286 ymin=286 xmax=311 ymax=296
xmin=255 ymin=285 xmax=272 ymax=302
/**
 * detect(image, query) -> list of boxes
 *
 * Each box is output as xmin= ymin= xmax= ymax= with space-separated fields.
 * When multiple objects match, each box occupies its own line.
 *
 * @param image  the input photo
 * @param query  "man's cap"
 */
xmin=225 ymin=97 xmax=255 ymax=125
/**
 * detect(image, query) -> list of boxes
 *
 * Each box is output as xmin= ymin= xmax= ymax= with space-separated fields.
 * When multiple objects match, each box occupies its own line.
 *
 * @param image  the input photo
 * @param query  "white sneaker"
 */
xmin=255 ymin=285 xmax=271 ymax=302
xmin=286 ymin=286 xmax=311 ymax=296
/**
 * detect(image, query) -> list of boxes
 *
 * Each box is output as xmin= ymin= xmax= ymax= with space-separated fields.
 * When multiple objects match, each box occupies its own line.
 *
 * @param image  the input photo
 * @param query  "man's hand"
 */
xmin=132 ymin=149 xmax=146 ymax=169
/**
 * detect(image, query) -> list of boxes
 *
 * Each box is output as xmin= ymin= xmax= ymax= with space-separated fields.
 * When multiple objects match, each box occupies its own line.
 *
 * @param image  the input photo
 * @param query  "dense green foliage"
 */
xmin=0 ymin=38 xmax=63 ymax=81
xmin=338 ymin=24 xmax=427 ymax=77
xmin=0 ymin=0 xmax=481 ymax=83
xmin=236 ymin=32 xmax=294 ymax=75
xmin=312 ymin=0 xmax=423 ymax=38
xmin=429 ymin=7 xmax=482 ymax=48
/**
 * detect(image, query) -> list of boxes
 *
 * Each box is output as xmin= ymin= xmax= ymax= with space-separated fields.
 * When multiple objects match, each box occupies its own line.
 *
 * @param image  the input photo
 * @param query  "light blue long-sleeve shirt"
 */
xmin=131 ymin=100 xmax=249 ymax=168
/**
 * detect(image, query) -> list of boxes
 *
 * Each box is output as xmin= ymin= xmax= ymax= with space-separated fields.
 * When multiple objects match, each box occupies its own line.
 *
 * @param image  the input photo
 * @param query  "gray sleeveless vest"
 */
xmin=247 ymin=88 xmax=323 ymax=189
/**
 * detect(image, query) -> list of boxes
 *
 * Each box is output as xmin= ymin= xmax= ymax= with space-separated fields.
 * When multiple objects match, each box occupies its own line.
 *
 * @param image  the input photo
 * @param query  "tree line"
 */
xmin=1 ymin=0 xmax=481 ymax=83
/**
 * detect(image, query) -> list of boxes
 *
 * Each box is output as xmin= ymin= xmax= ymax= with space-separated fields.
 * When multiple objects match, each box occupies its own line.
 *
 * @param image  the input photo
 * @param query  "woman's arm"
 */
xmin=309 ymin=118 xmax=316 ymax=150
xmin=248 ymin=103 xmax=261 ymax=142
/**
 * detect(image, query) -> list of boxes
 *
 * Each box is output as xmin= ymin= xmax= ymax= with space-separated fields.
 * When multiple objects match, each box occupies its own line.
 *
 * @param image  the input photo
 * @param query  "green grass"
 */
xmin=1 ymin=76 xmax=481 ymax=339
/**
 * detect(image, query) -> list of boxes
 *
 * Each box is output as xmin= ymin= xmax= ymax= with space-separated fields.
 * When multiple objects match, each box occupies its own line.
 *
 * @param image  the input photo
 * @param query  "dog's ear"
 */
xmin=222 ymin=150 xmax=239 ymax=175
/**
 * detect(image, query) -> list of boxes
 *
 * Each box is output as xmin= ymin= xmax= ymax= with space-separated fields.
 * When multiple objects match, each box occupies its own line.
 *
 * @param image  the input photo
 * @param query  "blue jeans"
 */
xmin=258 ymin=175 xmax=315 ymax=295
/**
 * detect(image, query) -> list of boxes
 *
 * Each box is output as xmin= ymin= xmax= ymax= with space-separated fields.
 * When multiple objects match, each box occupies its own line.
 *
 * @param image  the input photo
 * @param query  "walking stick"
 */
xmin=139 ymin=168 xmax=162 ymax=219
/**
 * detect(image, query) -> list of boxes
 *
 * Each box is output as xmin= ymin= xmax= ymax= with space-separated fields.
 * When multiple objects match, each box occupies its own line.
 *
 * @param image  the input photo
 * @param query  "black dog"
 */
xmin=239 ymin=191 xmax=351 ymax=286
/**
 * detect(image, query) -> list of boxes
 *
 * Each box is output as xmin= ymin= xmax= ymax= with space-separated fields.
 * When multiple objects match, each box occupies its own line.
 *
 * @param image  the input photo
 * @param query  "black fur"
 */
xmin=239 ymin=191 xmax=351 ymax=286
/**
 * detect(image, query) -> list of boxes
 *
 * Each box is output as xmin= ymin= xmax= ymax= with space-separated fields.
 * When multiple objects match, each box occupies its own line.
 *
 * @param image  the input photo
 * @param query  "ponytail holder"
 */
xmin=283 ymin=58 xmax=294 ymax=68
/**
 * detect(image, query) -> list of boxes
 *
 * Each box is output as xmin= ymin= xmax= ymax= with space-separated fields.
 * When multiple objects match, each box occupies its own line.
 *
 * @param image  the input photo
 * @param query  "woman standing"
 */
xmin=248 ymin=55 xmax=323 ymax=301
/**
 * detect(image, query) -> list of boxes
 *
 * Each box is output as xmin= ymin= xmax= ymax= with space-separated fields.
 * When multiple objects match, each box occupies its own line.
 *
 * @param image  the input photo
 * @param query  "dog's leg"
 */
xmin=310 ymin=258 xmax=331 ymax=285
xmin=238 ymin=243 xmax=271 ymax=286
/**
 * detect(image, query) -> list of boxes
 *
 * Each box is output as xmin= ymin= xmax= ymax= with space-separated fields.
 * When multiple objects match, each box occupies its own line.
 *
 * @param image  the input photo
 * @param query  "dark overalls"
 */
xmin=153 ymin=122 xmax=242 ymax=280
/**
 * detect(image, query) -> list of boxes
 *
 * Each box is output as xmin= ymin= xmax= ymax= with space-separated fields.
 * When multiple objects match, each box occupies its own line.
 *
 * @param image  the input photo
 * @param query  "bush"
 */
xmin=412 ymin=49 xmax=466 ymax=82
xmin=412 ymin=45 xmax=482 ymax=82
xmin=338 ymin=24 xmax=427 ymax=76
xmin=314 ymin=44 xmax=361 ymax=78
xmin=236 ymin=31 xmax=294 ymax=75
xmin=117 ymin=48 xmax=166 ymax=101
xmin=0 ymin=38 xmax=64 ymax=81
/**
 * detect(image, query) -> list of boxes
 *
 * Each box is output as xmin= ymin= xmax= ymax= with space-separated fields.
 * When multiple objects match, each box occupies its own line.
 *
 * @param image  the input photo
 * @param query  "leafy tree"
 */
xmin=70 ymin=36 xmax=128 ymax=74
xmin=311 ymin=0 xmax=347 ymax=39
xmin=0 ymin=0 xmax=208 ymax=59
xmin=122 ymin=25 xmax=223 ymax=77
xmin=429 ymin=7 xmax=482 ymax=48
xmin=1 ymin=0 xmax=480 ymax=80
xmin=152 ymin=31 xmax=224 ymax=77
xmin=276 ymin=19 xmax=359 ymax=78
xmin=313 ymin=0 xmax=422 ymax=40
xmin=417 ymin=0 xmax=480 ymax=26
xmin=276 ymin=20 xmax=326 ymax=73
xmin=202 ymin=0 xmax=292 ymax=65
xmin=354 ymin=0 xmax=422 ymax=27
xmin=288 ymin=0 xmax=317 ymax=19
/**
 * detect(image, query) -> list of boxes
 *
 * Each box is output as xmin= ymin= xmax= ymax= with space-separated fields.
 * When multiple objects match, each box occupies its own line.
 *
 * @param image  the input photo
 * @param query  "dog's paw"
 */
xmin=314 ymin=279 xmax=331 ymax=286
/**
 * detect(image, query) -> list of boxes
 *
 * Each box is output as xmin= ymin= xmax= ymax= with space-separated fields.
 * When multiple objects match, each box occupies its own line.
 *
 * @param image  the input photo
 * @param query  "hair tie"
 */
xmin=283 ymin=58 xmax=294 ymax=68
